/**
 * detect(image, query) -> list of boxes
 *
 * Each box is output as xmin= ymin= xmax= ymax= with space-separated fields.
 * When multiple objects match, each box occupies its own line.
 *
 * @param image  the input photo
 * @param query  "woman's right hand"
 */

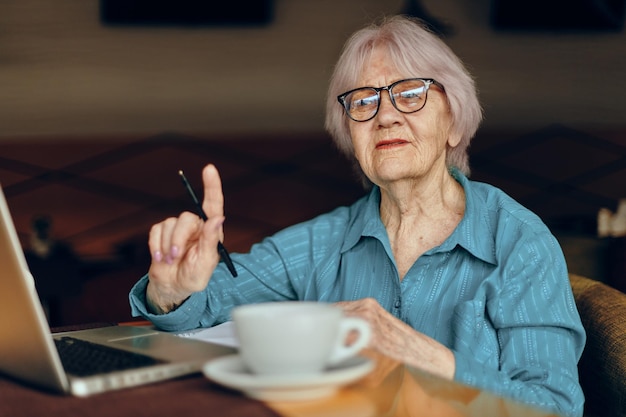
xmin=145 ymin=164 xmax=226 ymax=314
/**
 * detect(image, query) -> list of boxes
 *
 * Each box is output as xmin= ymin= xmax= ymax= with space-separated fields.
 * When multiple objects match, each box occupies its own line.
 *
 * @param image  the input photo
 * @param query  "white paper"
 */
xmin=175 ymin=321 xmax=239 ymax=348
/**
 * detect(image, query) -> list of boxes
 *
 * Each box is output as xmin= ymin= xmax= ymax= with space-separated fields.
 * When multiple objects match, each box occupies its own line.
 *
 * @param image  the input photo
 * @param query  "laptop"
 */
xmin=0 ymin=185 xmax=234 ymax=396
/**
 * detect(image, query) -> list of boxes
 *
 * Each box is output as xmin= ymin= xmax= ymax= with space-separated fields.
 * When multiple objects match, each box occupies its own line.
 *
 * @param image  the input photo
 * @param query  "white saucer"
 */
xmin=203 ymin=354 xmax=374 ymax=402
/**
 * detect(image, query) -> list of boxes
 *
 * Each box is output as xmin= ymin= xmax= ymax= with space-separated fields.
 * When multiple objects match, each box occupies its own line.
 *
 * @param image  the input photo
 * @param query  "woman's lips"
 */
xmin=376 ymin=139 xmax=409 ymax=149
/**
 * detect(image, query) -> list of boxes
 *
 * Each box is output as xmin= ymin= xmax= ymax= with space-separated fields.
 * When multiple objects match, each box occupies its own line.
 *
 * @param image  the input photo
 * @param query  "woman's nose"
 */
xmin=375 ymin=90 xmax=402 ymax=125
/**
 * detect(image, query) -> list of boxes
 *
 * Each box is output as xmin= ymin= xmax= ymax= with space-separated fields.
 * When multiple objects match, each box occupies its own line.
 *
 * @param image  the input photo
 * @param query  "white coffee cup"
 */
xmin=232 ymin=301 xmax=371 ymax=375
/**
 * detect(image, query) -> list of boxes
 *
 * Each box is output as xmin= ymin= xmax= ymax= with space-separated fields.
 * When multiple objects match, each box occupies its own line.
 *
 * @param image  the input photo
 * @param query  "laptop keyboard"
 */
xmin=54 ymin=336 xmax=166 ymax=377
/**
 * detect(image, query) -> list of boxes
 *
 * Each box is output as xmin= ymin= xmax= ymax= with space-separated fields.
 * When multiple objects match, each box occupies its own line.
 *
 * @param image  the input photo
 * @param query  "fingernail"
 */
xmin=165 ymin=255 xmax=174 ymax=265
xmin=153 ymin=250 xmax=162 ymax=262
xmin=170 ymin=245 xmax=180 ymax=258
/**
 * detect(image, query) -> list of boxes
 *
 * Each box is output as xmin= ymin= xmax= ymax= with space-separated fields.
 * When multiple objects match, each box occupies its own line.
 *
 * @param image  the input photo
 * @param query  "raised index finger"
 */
xmin=201 ymin=163 xmax=224 ymax=219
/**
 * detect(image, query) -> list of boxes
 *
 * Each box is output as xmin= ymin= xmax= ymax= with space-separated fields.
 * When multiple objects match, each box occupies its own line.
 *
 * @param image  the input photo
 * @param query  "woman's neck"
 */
xmin=379 ymin=168 xmax=464 ymax=226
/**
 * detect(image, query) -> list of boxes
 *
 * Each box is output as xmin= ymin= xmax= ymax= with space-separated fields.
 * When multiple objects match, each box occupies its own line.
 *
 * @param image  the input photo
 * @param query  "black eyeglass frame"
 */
xmin=337 ymin=78 xmax=445 ymax=122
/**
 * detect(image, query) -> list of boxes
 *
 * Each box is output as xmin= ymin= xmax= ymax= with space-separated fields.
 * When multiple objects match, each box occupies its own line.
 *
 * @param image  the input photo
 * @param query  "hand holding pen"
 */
xmin=178 ymin=169 xmax=237 ymax=277
xmin=145 ymin=164 xmax=236 ymax=314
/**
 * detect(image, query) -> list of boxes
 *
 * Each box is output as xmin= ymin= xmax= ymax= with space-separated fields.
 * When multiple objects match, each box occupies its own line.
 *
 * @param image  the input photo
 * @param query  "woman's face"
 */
xmin=348 ymin=46 xmax=460 ymax=188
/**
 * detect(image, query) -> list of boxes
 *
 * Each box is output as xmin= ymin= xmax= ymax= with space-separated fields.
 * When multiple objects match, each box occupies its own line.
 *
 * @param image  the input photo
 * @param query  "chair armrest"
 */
xmin=569 ymin=273 xmax=626 ymax=416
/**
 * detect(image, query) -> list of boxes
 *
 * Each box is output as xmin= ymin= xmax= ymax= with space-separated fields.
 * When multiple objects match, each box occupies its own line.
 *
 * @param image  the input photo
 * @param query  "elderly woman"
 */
xmin=130 ymin=16 xmax=585 ymax=417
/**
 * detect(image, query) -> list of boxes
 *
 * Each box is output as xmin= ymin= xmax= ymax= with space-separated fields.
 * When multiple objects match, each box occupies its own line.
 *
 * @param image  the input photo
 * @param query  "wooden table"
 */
xmin=0 ymin=348 xmax=557 ymax=417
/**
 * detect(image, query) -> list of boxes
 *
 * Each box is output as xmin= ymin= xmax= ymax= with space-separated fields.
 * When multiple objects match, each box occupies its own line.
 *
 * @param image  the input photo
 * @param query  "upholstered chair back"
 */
xmin=569 ymin=273 xmax=626 ymax=417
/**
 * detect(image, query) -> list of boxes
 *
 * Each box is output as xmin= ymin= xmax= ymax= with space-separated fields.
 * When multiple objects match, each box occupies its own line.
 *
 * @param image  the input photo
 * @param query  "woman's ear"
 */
xmin=447 ymin=129 xmax=463 ymax=149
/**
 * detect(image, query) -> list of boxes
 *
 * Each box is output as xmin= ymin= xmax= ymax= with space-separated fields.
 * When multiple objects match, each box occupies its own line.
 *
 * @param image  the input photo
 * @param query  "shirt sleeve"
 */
xmin=128 ymin=206 xmax=354 ymax=331
xmin=127 ymin=239 xmax=301 ymax=331
xmin=453 ymin=230 xmax=586 ymax=417
xmin=128 ymin=274 xmax=213 ymax=331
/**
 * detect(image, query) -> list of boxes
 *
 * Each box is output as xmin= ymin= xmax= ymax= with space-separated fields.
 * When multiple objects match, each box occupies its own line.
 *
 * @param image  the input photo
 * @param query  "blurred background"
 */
xmin=1 ymin=0 xmax=625 ymax=326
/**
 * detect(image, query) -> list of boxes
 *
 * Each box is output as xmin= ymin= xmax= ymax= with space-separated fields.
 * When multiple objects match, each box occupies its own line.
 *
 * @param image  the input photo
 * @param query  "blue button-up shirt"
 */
xmin=130 ymin=170 xmax=585 ymax=417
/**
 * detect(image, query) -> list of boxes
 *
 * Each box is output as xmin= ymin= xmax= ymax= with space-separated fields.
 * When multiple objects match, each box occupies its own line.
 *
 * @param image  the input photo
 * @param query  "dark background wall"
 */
xmin=2 ymin=0 xmax=626 ymax=138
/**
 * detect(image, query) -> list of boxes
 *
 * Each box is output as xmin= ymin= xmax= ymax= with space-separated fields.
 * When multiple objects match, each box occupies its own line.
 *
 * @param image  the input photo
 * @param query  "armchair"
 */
xmin=569 ymin=273 xmax=626 ymax=417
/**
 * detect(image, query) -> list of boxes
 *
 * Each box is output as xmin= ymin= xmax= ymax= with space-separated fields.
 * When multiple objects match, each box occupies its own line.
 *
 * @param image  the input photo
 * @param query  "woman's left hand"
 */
xmin=335 ymin=297 xmax=456 ymax=380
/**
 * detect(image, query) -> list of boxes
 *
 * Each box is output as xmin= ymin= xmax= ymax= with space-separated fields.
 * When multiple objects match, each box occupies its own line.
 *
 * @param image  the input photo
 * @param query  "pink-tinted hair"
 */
xmin=325 ymin=15 xmax=482 ymax=182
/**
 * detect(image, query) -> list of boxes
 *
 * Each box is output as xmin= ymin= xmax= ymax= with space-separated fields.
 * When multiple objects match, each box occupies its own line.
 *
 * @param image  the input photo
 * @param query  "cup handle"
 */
xmin=327 ymin=317 xmax=371 ymax=365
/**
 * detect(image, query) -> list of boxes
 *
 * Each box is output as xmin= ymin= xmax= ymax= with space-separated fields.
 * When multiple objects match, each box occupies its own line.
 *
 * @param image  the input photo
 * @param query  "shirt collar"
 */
xmin=341 ymin=169 xmax=497 ymax=266
xmin=341 ymin=186 xmax=386 ymax=253
xmin=444 ymin=169 xmax=497 ymax=265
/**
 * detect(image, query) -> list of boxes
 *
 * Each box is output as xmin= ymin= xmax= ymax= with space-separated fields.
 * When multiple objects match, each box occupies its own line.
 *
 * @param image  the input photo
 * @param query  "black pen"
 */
xmin=178 ymin=170 xmax=238 ymax=278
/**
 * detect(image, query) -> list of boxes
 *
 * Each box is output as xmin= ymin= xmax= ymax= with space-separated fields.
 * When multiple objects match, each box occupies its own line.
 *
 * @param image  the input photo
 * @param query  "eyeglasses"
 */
xmin=337 ymin=78 xmax=445 ymax=122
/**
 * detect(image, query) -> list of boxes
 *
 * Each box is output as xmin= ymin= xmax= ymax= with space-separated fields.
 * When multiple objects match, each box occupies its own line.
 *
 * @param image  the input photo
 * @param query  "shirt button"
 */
xmin=394 ymin=298 xmax=401 ymax=309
